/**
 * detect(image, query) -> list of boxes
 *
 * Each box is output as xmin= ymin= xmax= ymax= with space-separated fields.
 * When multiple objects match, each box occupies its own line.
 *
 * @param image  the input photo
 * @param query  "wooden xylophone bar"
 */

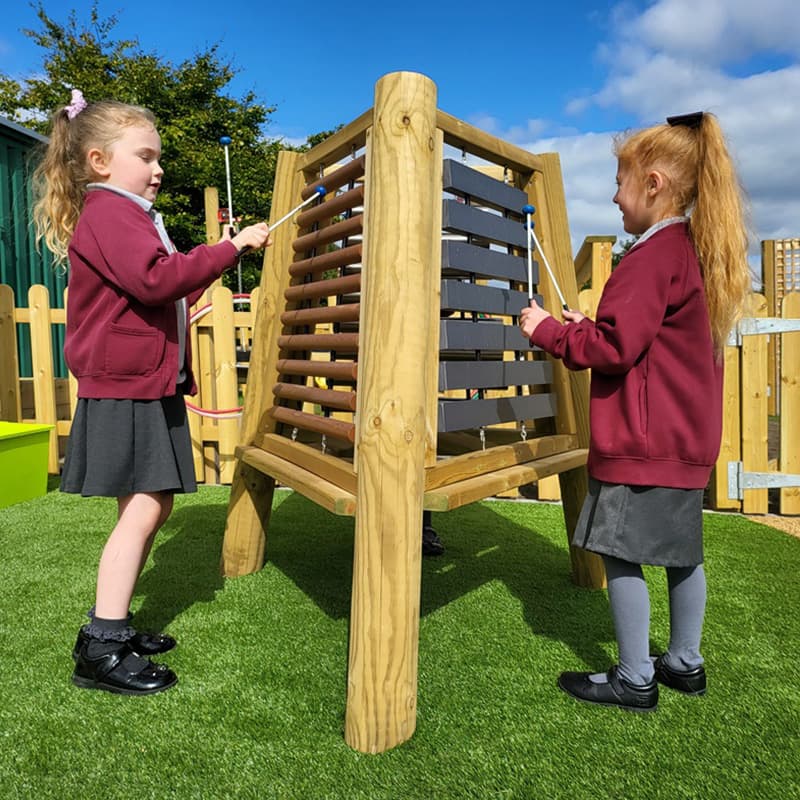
xmin=284 ymin=272 xmax=361 ymax=303
xmin=295 ymin=185 xmax=364 ymax=228
xmin=301 ymin=155 xmax=366 ymax=199
xmin=288 ymin=244 xmax=363 ymax=278
xmin=280 ymin=303 xmax=360 ymax=327
xmin=291 ymin=214 xmax=363 ymax=253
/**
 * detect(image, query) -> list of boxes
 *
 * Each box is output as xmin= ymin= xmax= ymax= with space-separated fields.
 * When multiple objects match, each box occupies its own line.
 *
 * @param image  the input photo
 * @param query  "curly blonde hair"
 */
xmin=614 ymin=113 xmax=751 ymax=352
xmin=32 ymin=98 xmax=156 ymax=264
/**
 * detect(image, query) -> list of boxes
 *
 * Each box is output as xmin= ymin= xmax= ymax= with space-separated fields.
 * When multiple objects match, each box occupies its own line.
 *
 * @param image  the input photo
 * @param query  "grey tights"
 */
xmin=591 ymin=554 xmax=706 ymax=686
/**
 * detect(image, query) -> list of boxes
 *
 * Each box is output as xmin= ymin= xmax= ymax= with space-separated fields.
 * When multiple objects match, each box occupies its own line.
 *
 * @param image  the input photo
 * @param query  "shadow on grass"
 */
xmin=133 ymin=500 xmax=228 ymax=633
xmin=262 ymin=492 xmax=613 ymax=668
xmin=124 ymin=489 xmax=612 ymax=668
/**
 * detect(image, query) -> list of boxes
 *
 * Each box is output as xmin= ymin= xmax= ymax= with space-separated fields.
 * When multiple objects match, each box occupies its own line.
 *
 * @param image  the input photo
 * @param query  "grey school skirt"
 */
xmin=573 ymin=478 xmax=704 ymax=567
xmin=61 ymin=394 xmax=197 ymax=497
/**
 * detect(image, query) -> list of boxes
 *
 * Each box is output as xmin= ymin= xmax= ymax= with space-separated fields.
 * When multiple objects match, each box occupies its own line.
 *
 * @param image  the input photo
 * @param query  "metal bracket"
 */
xmin=727 ymin=317 xmax=800 ymax=347
xmin=727 ymin=461 xmax=800 ymax=500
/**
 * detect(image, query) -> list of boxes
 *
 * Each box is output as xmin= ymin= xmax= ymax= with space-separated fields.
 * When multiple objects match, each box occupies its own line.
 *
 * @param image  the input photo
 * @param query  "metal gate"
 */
xmin=725 ymin=294 xmax=800 ymax=514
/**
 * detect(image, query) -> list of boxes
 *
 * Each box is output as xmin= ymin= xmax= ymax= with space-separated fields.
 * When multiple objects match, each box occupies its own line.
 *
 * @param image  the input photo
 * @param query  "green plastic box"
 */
xmin=0 ymin=422 xmax=54 ymax=508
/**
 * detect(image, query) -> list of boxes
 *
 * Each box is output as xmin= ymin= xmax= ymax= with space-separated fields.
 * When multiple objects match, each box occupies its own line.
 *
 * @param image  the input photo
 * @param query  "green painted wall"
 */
xmin=0 ymin=116 xmax=66 ymax=377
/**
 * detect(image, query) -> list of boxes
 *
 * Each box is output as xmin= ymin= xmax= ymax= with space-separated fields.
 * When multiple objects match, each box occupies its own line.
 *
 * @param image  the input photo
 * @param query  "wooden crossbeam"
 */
xmin=258 ymin=433 xmax=356 ymax=493
xmin=237 ymin=443 xmax=356 ymax=516
xmin=425 ymin=433 xmax=578 ymax=490
xmin=424 ymin=448 xmax=588 ymax=511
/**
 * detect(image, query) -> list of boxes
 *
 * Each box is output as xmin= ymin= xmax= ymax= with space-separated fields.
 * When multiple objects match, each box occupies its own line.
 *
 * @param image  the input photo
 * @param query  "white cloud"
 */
xmin=508 ymin=0 xmax=800 ymax=270
xmin=630 ymin=0 xmax=800 ymax=63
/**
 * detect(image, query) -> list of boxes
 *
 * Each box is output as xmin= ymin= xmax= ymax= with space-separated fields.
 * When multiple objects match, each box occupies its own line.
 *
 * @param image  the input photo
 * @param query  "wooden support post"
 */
xmin=344 ymin=72 xmax=439 ymax=753
xmin=525 ymin=154 xmax=605 ymax=590
xmin=204 ymin=186 xmax=222 ymax=245
xmin=221 ymin=150 xmax=304 ymax=577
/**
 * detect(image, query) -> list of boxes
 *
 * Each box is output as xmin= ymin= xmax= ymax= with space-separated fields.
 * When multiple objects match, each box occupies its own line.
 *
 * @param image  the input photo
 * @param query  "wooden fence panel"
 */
xmin=211 ymin=285 xmax=240 ymax=484
xmin=28 ymin=285 xmax=60 ymax=471
xmin=781 ymin=292 xmax=800 ymax=514
xmin=2 ymin=282 xmax=797 ymax=511
xmin=710 ymin=340 xmax=742 ymax=510
xmin=0 ymin=284 xmax=21 ymax=421
xmin=741 ymin=294 xmax=769 ymax=514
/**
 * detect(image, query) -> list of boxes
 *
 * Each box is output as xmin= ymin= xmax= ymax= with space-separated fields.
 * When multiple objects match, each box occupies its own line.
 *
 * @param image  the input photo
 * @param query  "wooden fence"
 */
xmin=0 ymin=283 xmax=258 ymax=484
xmin=1 ymin=278 xmax=798 ymax=516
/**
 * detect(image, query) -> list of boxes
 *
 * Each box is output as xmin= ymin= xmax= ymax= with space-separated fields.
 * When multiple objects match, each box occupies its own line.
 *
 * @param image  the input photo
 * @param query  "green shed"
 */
xmin=0 ymin=115 xmax=66 ymax=376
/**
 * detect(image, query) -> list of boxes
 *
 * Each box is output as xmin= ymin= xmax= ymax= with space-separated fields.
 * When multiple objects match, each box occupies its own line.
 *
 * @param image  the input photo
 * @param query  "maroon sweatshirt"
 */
xmin=530 ymin=221 xmax=723 ymax=489
xmin=65 ymin=189 xmax=238 ymax=399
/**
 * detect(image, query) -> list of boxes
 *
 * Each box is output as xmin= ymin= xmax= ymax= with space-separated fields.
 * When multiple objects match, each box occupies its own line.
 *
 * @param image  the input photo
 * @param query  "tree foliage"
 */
xmin=1 ymin=3 xmax=297 ymax=291
xmin=612 ymin=236 xmax=639 ymax=268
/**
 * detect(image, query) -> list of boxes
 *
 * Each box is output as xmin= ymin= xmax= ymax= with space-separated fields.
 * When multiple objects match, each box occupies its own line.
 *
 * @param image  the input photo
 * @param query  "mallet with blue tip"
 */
xmin=235 ymin=186 xmax=327 ymax=255
xmin=269 ymin=185 xmax=327 ymax=231
xmin=522 ymin=204 xmax=569 ymax=310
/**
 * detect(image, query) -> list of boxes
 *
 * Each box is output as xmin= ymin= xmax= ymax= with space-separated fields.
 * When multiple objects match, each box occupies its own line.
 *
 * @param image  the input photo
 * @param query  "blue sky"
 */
xmin=2 ymin=0 xmax=799 ymax=277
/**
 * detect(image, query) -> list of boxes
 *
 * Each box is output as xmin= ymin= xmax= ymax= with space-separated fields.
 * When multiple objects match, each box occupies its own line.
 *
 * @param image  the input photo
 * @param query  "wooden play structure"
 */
xmin=221 ymin=71 xmax=601 ymax=753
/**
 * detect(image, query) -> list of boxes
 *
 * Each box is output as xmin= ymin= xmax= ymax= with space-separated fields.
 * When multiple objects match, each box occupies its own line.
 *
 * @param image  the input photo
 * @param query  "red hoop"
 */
xmin=186 ymin=293 xmax=251 ymax=418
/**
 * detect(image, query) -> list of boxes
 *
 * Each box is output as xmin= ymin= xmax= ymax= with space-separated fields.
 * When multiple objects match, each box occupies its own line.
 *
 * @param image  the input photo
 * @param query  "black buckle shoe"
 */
xmin=129 ymin=630 xmax=177 ymax=656
xmin=422 ymin=525 xmax=445 ymax=557
xmin=654 ymin=655 xmax=707 ymax=695
xmin=71 ymin=631 xmax=177 ymax=696
xmin=558 ymin=665 xmax=658 ymax=712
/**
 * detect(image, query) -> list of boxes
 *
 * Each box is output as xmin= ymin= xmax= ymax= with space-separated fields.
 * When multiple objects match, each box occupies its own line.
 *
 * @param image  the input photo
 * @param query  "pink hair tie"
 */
xmin=65 ymin=89 xmax=87 ymax=120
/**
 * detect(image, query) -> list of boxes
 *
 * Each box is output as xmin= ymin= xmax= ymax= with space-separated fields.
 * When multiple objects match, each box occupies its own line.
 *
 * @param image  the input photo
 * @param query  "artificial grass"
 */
xmin=1 ymin=485 xmax=798 ymax=799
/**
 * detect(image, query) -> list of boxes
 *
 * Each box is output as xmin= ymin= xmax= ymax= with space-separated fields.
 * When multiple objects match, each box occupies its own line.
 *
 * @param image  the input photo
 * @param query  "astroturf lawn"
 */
xmin=1 ymin=485 xmax=798 ymax=800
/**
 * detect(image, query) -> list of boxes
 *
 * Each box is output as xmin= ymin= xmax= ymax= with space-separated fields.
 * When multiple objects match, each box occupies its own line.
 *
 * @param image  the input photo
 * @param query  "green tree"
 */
xmin=612 ymin=236 xmax=639 ymax=268
xmin=1 ymin=3 xmax=285 ymax=291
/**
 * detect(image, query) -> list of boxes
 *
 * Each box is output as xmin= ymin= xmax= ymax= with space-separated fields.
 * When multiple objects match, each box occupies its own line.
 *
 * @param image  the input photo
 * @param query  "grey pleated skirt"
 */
xmin=572 ymin=478 xmax=704 ymax=567
xmin=61 ymin=394 xmax=197 ymax=497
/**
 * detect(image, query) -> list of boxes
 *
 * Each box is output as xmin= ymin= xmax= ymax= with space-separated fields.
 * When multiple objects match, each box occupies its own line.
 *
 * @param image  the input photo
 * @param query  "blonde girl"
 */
xmin=34 ymin=90 xmax=271 ymax=695
xmin=520 ymin=111 xmax=750 ymax=711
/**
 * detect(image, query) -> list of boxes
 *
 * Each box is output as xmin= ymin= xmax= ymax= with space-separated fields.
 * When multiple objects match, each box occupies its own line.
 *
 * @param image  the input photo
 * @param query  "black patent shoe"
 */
xmin=654 ymin=655 xmax=707 ymax=695
xmin=72 ymin=635 xmax=177 ymax=696
xmin=557 ymin=665 xmax=658 ymax=712
xmin=422 ymin=525 xmax=445 ymax=557
xmin=129 ymin=630 xmax=177 ymax=656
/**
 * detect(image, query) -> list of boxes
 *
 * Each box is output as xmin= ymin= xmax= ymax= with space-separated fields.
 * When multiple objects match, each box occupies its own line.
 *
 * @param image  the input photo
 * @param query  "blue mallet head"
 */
xmin=522 ymin=204 xmax=535 ymax=216
xmin=315 ymin=186 xmax=327 ymax=197
xmin=219 ymin=135 xmax=232 ymax=146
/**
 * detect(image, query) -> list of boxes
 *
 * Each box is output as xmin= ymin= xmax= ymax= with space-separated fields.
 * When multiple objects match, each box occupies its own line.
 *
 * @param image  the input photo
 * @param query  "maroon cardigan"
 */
xmin=530 ymin=222 xmax=723 ymax=489
xmin=65 ymin=190 xmax=238 ymax=400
